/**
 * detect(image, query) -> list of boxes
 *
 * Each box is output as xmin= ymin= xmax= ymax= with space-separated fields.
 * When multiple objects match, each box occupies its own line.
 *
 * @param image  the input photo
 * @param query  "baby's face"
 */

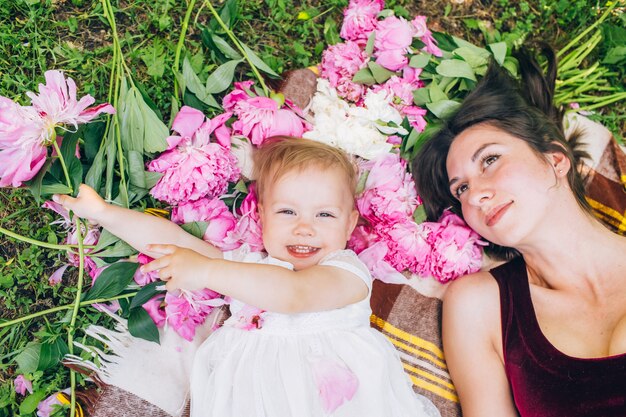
xmin=258 ymin=166 xmax=358 ymax=270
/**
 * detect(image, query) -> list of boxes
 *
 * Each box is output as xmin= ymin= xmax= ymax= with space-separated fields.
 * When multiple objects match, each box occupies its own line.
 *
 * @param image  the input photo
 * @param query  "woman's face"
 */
xmin=445 ymin=123 xmax=563 ymax=248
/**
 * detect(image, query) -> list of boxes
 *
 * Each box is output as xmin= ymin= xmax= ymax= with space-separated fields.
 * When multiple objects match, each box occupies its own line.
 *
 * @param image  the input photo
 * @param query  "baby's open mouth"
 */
xmin=286 ymin=245 xmax=321 ymax=257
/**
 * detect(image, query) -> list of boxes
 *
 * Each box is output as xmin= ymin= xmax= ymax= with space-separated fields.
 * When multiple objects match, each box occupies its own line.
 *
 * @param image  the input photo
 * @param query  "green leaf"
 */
xmin=365 ymin=31 xmax=376 ymax=56
xmin=92 ymin=228 xmax=121 ymax=252
xmin=127 ymin=150 xmax=147 ymax=188
xmin=426 ymin=99 xmax=461 ymax=119
xmin=431 ymin=32 xmax=458 ymax=53
xmin=210 ymin=34 xmax=242 ymax=59
xmin=367 ymin=61 xmax=395 ymax=84
xmin=352 ymin=67 xmax=376 ymax=85
xmin=181 ymin=221 xmax=209 ymax=239
xmin=15 ymin=343 xmax=41 ymax=373
xmin=92 ymin=239 xmax=136 ymax=258
xmin=401 ymin=127 xmax=420 ymax=155
xmin=409 ymin=53 xmax=431 ymax=69
xmin=25 ymin=159 xmax=53 ymax=203
xmin=183 ymin=57 xmax=209 ymax=98
xmin=488 ymin=41 xmax=508 ymax=65
xmin=240 ymin=42 xmax=280 ymax=78
xmin=40 ymin=183 xmax=73 ymax=195
xmin=454 ymin=46 xmax=490 ymax=70
xmin=436 ymin=59 xmax=477 ymax=81
xmin=413 ymin=205 xmax=427 ymax=224
xmin=19 ymin=390 xmax=47 ymax=414
xmin=83 ymin=262 xmax=139 ymax=301
xmin=37 ymin=338 xmax=69 ymax=371
xmin=412 ymin=88 xmax=431 ymax=106
xmin=205 ymin=59 xmax=244 ymax=94
xmin=503 ymin=56 xmax=519 ymax=77
xmin=323 ymin=17 xmax=340 ymax=46
xmin=130 ymin=281 xmax=165 ymax=310
xmin=603 ymin=46 xmax=626 ymax=65
xmin=144 ymin=171 xmax=163 ymax=189
xmin=128 ymin=307 xmax=160 ymax=344
xmin=428 ymin=80 xmax=449 ymax=102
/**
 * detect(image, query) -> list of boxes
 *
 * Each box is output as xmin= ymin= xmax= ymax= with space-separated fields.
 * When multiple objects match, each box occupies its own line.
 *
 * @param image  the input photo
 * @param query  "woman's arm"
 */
xmin=143 ymin=244 xmax=369 ymax=314
xmin=442 ymin=272 xmax=519 ymax=417
xmin=54 ymin=185 xmax=222 ymax=260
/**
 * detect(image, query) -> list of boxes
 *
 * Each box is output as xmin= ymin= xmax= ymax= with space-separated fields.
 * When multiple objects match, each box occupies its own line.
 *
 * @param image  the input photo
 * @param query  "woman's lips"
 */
xmin=486 ymin=201 xmax=513 ymax=227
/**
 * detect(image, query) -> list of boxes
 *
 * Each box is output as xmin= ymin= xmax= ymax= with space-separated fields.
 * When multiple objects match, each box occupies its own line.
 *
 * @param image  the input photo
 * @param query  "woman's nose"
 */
xmin=467 ymin=182 xmax=493 ymax=207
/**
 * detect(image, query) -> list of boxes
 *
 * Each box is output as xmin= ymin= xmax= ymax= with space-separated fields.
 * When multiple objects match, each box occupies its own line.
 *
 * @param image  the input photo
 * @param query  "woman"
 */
xmin=412 ymin=47 xmax=626 ymax=416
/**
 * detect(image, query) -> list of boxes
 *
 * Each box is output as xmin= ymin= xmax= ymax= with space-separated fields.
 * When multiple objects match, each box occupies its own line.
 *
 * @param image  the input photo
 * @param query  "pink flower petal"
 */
xmin=310 ymin=356 xmax=359 ymax=413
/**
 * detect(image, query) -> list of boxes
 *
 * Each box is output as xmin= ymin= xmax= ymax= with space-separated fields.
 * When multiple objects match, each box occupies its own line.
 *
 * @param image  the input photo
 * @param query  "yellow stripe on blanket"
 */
xmin=409 ymin=374 xmax=459 ymax=403
xmin=587 ymin=197 xmax=626 ymax=233
xmin=371 ymin=314 xmax=459 ymax=402
xmin=370 ymin=315 xmax=444 ymax=359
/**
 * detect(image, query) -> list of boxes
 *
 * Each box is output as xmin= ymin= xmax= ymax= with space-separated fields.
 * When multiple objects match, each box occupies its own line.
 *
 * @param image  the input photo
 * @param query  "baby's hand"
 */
xmin=52 ymin=184 xmax=108 ymax=224
xmin=142 ymin=244 xmax=212 ymax=292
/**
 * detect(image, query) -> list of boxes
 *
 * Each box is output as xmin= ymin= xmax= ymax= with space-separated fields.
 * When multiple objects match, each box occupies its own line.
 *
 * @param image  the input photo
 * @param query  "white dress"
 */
xmin=190 ymin=248 xmax=440 ymax=417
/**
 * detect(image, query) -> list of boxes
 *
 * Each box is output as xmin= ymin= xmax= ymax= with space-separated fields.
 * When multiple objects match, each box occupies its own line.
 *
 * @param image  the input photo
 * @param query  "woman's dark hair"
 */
xmin=411 ymin=44 xmax=590 ymax=261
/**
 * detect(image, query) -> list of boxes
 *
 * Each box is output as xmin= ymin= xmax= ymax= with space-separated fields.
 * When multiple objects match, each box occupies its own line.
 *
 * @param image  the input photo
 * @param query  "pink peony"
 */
xmin=14 ymin=375 xmax=33 ymax=396
xmin=133 ymin=253 xmax=159 ymax=286
xmin=374 ymin=16 xmax=415 ymax=71
xmin=339 ymin=0 xmax=384 ymax=44
xmin=357 ymin=153 xmax=418 ymax=225
xmin=26 ymin=70 xmax=115 ymax=133
xmin=426 ymin=211 xmax=485 ymax=283
xmin=37 ymin=393 xmax=62 ymax=417
xmin=412 ymin=16 xmax=442 ymax=57
xmin=231 ymin=96 xmax=307 ymax=146
xmin=0 ymin=71 xmax=114 ymax=188
xmin=0 ymin=99 xmax=47 ymax=187
xmin=222 ymin=81 xmax=255 ymax=111
xmin=347 ymin=224 xmax=378 ymax=254
xmin=223 ymin=185 xmax=264 ymax=252
xmin=231 ymin=304 xmax=265 ymax=330
xmin=357 ymin=241 xmax=407 ymax=284
xmin=148 ymin=143 xmax=240 ymax=205
xmin=320 ymin=41 xmax=369 ymax=102
xmin=143 ymin=295 xmax=167 ymax=328
xmin=310 ymin=357 xmax=359 ymax=413
xmin=385 ymin=220 xmax=432 ymax=273
xmin=164 ymin=289 xmax=225 ymax=341
xmin=171 ymin=198 xmax=238 ymax=250
xmin=48 ymin=264 xmax=69 ymax=286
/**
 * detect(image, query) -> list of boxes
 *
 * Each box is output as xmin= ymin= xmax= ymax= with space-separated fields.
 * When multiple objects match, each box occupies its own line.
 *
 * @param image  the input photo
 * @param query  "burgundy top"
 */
xmin=490 ymin=257 xmax=626 ymax=417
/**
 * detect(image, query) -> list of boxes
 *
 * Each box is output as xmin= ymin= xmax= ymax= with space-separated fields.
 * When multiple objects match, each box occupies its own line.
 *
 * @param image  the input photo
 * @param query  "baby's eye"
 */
xmin=278 ymin=209 xmax=295 ymax=215
xmin=318 ymin=212 xmax=335 ymax=218
xmin=454 ymin=184 xmax=468 ymax=198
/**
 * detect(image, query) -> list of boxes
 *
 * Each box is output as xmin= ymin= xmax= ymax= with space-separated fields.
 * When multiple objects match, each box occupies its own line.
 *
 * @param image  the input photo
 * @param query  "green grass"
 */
xmin=0 ymin=0 xmax=624 ymax=415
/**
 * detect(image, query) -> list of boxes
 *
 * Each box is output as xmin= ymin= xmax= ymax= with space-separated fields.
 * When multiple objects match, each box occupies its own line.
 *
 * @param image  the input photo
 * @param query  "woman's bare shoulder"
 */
xmin=443 ymin=270 xmax=502 ymax=333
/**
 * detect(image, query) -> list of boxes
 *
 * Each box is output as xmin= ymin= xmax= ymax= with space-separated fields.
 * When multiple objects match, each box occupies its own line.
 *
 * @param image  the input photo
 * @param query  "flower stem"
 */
xmin=66 ymin=218 xmax=86 ymax=417
xmin=0 ymin=292 xmax=138 ymax=329
xmin=174 ymin=0 xmax=197 ymax=100
xmin=0 ymin=225 xmax=74 ymax=251
xmin=204 ymin=0 xmax=270 ymax=96
xmin=52 ymin=140 xmax=74 ymax=195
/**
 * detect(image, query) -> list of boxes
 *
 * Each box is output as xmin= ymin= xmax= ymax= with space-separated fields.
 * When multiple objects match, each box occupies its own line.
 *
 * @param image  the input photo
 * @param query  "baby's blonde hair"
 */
xmin=253 ymin=136 xmax=357 ymax=203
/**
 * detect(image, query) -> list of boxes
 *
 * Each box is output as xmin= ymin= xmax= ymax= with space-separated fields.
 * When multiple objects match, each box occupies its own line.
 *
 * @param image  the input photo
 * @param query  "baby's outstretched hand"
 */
xmin=52 ymin=184 xmax=108 ymax=224
xmin=142 ymin=244 xmax=211 ymax=292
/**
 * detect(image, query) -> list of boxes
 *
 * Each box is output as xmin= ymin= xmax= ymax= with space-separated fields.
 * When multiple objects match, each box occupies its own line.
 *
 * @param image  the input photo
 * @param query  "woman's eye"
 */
xmin=482 ymin=154 xmax=499 ymax=168
xmin=455 ymin=184 xmax=468 ymax=198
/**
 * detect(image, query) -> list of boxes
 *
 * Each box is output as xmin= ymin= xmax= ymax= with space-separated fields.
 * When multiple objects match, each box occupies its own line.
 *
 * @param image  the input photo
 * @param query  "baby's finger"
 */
xmin=52 ymin=193 xmax=75 ymax=209
xmin=141 ymin=256 xmax=169 ymax=274
xmin=146 ymin=244 xmax=178 ymax=255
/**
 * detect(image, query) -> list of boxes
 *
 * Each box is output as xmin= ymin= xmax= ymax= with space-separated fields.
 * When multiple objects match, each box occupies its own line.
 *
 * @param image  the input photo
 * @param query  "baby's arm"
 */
xmin=144 ymin=245 xmax=368 ymax=313
xmin=53 ymin=185 xmax=222 ymax=260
